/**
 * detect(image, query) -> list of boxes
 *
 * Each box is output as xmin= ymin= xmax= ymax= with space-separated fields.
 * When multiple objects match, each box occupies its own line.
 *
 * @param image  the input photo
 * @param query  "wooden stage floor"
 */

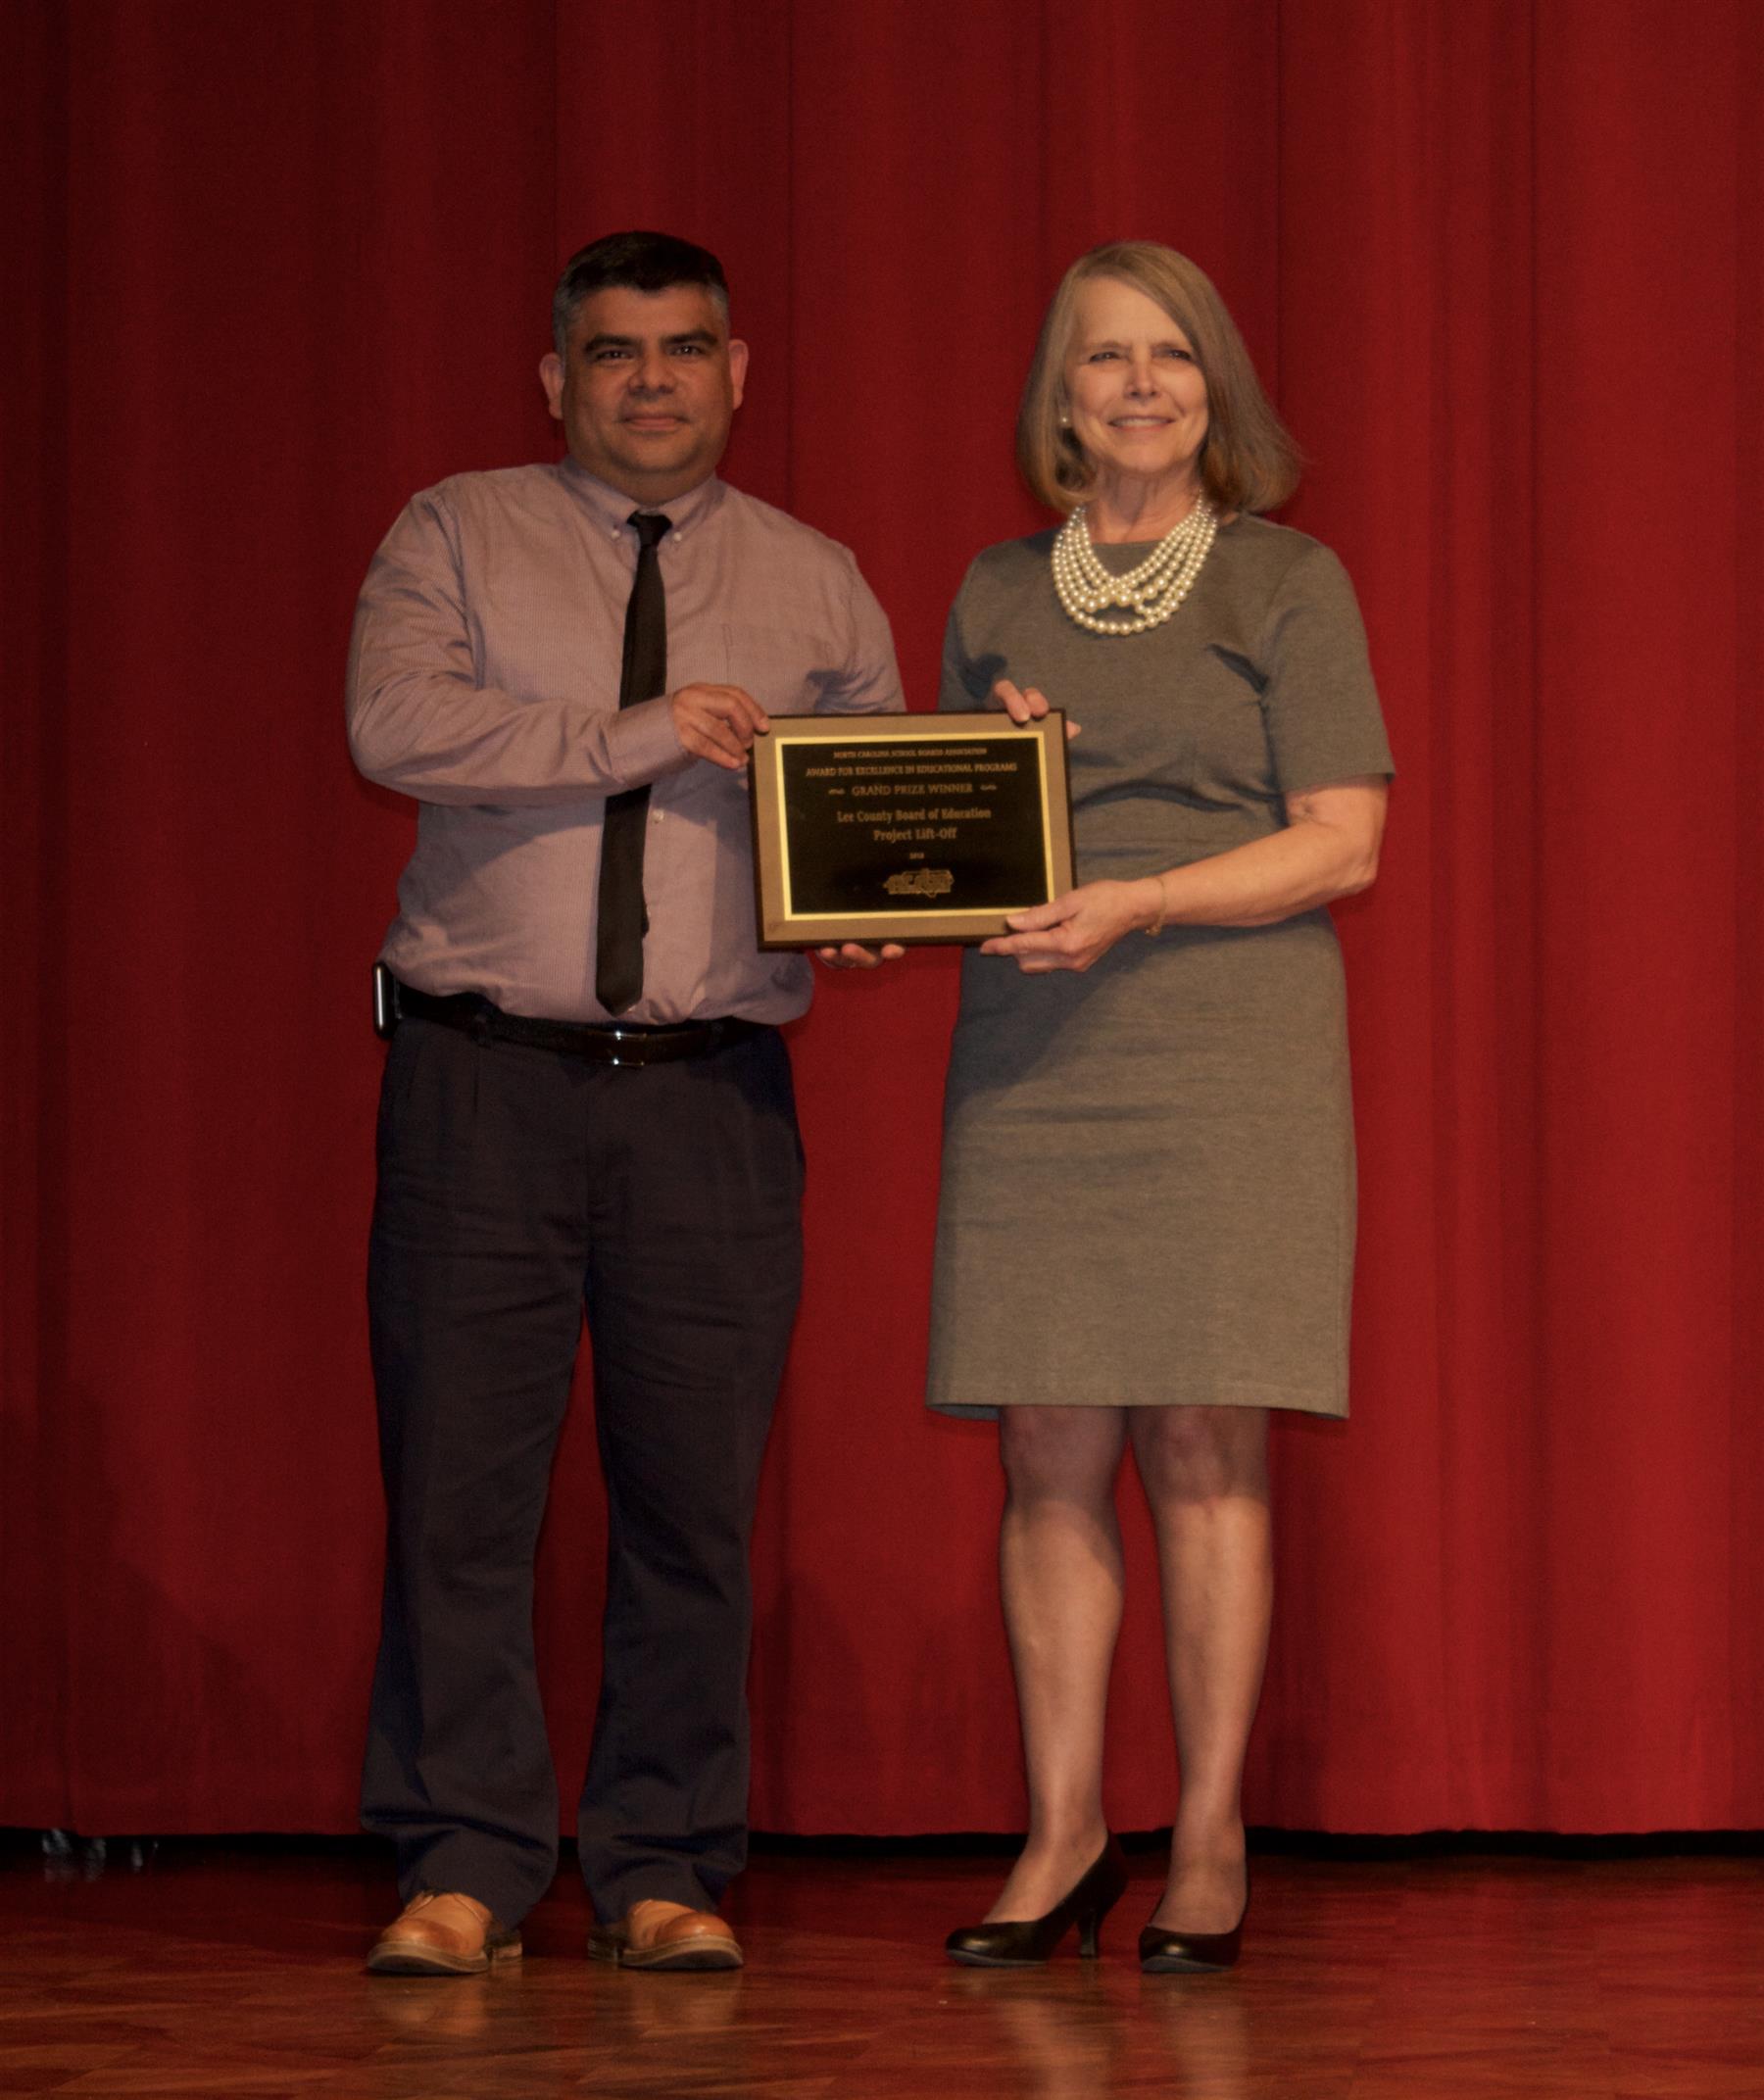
xmin=2 ymin=1837 xmax=1758 ymax=2097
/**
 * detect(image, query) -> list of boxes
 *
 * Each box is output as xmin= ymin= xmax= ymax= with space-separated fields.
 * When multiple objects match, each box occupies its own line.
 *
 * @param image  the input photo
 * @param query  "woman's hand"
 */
xmin=992 ymin=678 xmax=1081 ymax=740
xmin=980 ymin=878 xmax=1161 ymax=974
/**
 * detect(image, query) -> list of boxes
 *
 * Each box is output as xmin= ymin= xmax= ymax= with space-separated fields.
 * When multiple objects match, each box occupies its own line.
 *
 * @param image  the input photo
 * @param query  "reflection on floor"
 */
xmin=2 ymin=1834 xmax=1759 ymax=2097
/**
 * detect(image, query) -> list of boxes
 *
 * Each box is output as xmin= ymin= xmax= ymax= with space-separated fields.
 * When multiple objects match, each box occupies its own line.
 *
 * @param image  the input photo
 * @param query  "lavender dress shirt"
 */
xmin=347 ymin=461 xmax=904 ymax=1024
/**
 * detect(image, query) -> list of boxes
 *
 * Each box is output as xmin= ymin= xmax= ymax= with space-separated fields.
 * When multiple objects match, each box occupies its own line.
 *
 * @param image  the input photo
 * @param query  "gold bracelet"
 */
xmin=1143 ymin=877 xmax=1168 ymax=938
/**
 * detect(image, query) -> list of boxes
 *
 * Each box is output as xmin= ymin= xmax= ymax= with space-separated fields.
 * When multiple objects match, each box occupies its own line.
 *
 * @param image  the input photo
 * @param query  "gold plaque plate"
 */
xmin=749 ymin=711 xmax=1075 ymax=949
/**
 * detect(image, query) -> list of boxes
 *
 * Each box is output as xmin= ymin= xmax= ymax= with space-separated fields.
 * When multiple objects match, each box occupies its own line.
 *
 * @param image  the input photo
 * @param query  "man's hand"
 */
xmin=814 ymin=942 xmax=906 ymax=970
xmin=672 ymin=683 xmax=770 ymax=769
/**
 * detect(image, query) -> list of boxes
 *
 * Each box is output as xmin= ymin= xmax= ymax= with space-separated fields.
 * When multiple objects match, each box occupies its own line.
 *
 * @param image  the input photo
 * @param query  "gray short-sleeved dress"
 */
xmin=926 ymin=516 xmax=1394 ymax=1421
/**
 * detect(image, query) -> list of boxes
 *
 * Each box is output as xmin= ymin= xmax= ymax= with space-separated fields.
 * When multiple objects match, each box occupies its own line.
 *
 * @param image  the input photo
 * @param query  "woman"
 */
xmin=931 ymin=242 xmax=1392 ymax=1974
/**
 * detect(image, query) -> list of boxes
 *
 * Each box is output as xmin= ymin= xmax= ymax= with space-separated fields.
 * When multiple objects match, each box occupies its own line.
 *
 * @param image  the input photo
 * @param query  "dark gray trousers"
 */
xmin=360 ymin=1017 xmax=803 ymax=1928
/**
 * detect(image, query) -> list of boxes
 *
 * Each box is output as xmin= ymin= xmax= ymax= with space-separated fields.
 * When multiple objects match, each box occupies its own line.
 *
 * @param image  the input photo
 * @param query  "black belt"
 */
xmin=386 ymin=978 xmax=766 ymax=1068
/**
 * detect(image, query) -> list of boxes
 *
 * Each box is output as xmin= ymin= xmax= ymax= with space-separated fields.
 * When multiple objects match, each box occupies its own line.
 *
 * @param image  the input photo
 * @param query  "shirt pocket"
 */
xmin=722 ymin=622 xmax=844 ymax=716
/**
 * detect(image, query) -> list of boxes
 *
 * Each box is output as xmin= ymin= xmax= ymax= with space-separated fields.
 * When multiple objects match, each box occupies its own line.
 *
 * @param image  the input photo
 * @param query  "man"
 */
xmin=349 ymin=231 xmax=902 ymax=1976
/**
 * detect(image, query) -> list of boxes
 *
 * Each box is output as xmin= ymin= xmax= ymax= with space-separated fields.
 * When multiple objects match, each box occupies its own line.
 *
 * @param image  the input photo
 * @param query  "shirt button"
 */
xmin=651 ymin=811 xmax=663 ymax=824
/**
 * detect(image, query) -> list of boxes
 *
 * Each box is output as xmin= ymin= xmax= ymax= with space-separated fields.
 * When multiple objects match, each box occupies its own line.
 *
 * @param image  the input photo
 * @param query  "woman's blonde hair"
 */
xmin=1017 ymin=241 xmax=1300 ymax=515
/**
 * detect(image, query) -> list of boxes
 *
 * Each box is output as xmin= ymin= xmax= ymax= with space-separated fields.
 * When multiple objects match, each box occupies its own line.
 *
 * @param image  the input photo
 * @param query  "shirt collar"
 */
xmin=558 ymin=459 xmax=726 ymax=544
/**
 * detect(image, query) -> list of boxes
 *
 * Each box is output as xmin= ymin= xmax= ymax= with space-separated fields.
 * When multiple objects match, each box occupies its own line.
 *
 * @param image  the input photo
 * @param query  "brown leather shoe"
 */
xmin=587 ymin=1898 xmax=743 ymax=1972
xmin=367 ymin=1890 xmax=521 ymax=1977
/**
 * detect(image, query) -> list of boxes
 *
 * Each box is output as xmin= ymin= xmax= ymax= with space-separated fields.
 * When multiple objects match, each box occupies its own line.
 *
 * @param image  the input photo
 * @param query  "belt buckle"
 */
xmin=607 ymin=1025 xmax=636 ymax=1070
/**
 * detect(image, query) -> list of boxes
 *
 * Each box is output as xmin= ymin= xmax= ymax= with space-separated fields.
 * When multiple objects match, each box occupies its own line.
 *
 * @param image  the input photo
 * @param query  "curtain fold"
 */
xmin=4 ymin=0 xmax=1757 ymax=1835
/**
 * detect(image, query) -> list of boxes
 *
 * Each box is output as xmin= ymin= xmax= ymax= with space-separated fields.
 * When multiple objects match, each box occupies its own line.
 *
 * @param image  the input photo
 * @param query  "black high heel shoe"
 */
xmin=945 ymin=1837 xmax=1129 ymax=1968
xmin=1138 ymin=1872 xmax=1250 ymax=1974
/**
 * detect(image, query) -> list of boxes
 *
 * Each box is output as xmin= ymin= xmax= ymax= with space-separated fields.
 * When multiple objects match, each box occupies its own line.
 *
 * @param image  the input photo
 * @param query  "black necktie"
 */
xmin=595 ymin=510 xmax=672 ymax=1014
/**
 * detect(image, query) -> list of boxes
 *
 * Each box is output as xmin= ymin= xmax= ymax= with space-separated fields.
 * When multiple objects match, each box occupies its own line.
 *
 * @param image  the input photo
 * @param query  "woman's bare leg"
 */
xmin=984 ymin=1404 xmax=1128 ymax=1921
xmin=1128 ymin=1404 xmax=1271 ymax=1933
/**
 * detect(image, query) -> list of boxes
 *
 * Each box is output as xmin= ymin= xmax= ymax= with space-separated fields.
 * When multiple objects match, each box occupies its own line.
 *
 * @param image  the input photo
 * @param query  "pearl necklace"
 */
xmin=1051 ymin=498 xmax=1218 ymax=636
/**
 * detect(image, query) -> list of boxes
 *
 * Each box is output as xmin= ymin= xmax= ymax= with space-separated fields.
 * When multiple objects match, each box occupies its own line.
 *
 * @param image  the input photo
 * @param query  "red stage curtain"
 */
xmin=4 ymin=0 xmax=1759 ymax=1836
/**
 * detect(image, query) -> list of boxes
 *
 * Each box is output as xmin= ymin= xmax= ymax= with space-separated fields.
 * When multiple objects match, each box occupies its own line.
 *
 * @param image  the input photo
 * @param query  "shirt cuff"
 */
xmin=605 ymin=693 xmax=686 ymax=787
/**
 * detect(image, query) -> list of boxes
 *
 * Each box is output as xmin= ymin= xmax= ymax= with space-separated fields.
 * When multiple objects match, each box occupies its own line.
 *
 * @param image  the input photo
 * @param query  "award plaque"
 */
xmin=749 ymin=711 xmax=1076 ymax=949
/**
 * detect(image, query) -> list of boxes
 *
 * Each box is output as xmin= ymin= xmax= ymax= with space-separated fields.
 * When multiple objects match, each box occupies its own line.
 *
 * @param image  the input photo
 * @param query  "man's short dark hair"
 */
xmin=552 ymin=231 xmax=731 ymax=356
